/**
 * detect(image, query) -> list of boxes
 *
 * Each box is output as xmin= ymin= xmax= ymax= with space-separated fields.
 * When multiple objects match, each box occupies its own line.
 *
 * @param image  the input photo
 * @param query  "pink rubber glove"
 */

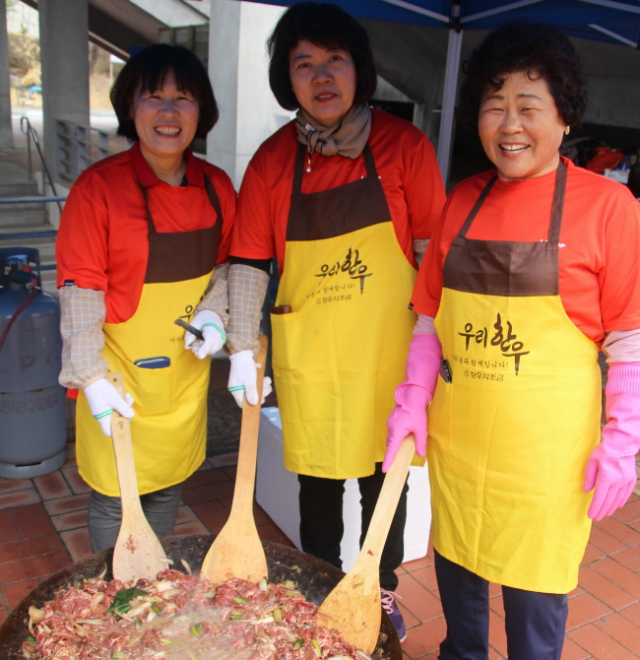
xmin=584 ymin=362 xmax=640 ymax=521
xmin=383 ymin=333 xmax=442 ymax=473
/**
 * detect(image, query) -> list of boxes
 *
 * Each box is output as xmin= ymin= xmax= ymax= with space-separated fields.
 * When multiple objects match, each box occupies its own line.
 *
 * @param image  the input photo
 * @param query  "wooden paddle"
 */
xmin=316 ymin=435 xmax=416 ymax=653
xmin=200 ymin=335 xmax=269 ymax=584
xmin=107 ymin=372 xmax=168 ymax=582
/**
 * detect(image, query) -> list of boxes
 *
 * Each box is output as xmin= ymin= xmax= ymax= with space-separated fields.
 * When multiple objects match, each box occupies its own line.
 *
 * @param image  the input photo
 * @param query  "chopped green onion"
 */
xmin=311 ymin=639 xmax=321 ymax=657
xmin=161 ymin=638 xmax=173 ymax=644
xmin=273 ymin=607 xmax=282 ymax=622
xmin=285 ymin=590 xmax=299 ymax=596
xmin=233 ymin=613 xmax=243 ymax=620
xmin=233 ymin=596 xmax=249 ymax=605
xmin=283 ymin=580 xmax=295 ymax=589
xmin=259 ymin=577 xmax=268 ymax=592
xmin=190 ymin=623 xmax=204 ymax=637
xmin=292 ymin=639 xmax=304 ymax=650
xmin=151 ymin=604 xmax=160 ymax=614
xmin=107 ymin=588 xmax=148 ymax=615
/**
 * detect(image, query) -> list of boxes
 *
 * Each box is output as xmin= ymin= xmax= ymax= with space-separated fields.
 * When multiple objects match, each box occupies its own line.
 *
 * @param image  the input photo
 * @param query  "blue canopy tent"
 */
xmin=240 ymin=0 xmax=640 ymax=181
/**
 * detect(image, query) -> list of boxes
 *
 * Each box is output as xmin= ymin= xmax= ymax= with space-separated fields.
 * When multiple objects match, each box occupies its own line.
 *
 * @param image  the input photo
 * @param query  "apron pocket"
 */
xmin=128 ymin=362 xmax=174 ymax=417
xmin=271 ymin=311 xmax=301 ymax=372
xmin=428 ymin=378 xmax=452 ymax=450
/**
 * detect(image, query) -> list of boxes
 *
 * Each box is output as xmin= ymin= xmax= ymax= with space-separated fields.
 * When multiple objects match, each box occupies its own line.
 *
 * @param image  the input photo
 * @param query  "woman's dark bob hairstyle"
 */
xmin=110 ymin=43 xmax=219 ymax=141
xmin=457 ymin=20 xmax=588 ymax=133
xmin=268 ymin=2 xmax=377 ymax=112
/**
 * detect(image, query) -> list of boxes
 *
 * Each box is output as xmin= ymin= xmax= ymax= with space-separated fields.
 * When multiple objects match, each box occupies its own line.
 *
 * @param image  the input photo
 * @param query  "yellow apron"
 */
xmin=428 ymin=161 xmax=601 ymax=593
xmin=76 ymin=176 xmax=223 ymax=496
xmin=272 ymin=143 xmax=420 ymax=479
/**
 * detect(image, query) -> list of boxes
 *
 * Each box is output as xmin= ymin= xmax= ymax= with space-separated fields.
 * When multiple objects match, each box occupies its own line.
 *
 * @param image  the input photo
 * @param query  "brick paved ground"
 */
xmin=0 ymin=446 xmax=638 ymax=658
xmin=0 ymin=357 xmax=638 ymax=658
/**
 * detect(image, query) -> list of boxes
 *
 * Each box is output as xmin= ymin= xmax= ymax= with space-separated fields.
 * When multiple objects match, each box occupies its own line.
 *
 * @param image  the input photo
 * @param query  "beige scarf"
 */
xmin=295 ymin=103 xmax=371 ymax=160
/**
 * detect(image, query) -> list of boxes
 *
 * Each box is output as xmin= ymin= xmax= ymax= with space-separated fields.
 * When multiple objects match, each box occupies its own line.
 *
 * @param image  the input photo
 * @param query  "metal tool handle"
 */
xmin=174 ymin=318 xmax=204 ymax=340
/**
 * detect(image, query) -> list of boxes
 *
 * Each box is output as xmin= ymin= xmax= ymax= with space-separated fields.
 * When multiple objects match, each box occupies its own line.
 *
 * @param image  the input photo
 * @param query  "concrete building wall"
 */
xmin=207 ymin=0 xmax=292 ymax=187
xmin=0 ymin=0 xmax=13 ymax=148
xmin=127 ymin=0 xmax=208 ymax=27
xmin=39 ymin=0 xmax=89 ymax=225
xmin=6 ymin=0 xmax=39 ymax=38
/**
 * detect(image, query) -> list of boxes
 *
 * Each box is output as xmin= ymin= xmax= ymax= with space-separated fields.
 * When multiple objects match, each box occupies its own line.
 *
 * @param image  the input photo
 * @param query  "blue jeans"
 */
xmin=88 ymin=483 xmax=183 ymax=553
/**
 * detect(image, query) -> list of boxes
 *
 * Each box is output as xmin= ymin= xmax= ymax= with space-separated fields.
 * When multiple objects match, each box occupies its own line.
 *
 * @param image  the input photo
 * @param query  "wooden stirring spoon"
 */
xmin=316 ymin=435 xmax=416 ymax=654
xmin=200 ymin=335 xmax=269 ymax=584
xmin=107 ymin=372 xmax=167 ymax=582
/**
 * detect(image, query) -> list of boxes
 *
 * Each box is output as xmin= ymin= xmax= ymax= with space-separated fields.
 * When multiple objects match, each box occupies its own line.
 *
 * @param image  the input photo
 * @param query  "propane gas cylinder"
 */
xmin=0 ymin=247 xmax=66 ymax=478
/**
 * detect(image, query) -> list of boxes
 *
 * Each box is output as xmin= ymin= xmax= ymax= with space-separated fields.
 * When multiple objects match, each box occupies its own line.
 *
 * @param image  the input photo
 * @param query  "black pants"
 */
xmin=298 ymin=463 xmax=408 ymax=591
xmin=434 ymin=550 xmax=568 ymax=660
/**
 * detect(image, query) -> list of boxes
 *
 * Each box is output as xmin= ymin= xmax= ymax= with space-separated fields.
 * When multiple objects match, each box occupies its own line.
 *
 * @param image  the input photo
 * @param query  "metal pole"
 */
xmin=436 ymin=2 xmax=464 ymax=187
xmin=20 ymin=117 xmax=33 ymax=181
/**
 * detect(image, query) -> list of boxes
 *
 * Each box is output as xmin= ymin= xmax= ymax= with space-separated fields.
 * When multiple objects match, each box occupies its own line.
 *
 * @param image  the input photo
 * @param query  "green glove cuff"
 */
xmin=201 ymin=322 xmax=227 ymax=344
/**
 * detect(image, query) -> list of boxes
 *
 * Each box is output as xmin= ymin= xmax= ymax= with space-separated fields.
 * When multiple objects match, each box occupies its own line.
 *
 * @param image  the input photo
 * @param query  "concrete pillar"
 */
xmin=39 ymin=0 xmax=90 ymax=182
xmin=207 ymin=0 xmax=241 ymax=183
xmin=0 ymin=0 xmax=13 ymax=149
xmin=207 ymin=0 xmax=292 ymax=187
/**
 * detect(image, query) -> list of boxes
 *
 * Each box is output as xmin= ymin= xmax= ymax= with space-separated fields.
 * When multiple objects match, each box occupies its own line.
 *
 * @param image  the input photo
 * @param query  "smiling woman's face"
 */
xmin=132 ymin=70 xmax=199 ymax=166
xmin=289 ymin=40 xmax=357 ymax=127
xmin=478 ymin=70 xmax=567 ymax=180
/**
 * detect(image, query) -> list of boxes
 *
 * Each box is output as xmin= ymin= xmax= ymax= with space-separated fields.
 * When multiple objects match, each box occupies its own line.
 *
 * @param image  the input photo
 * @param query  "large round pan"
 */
xmin=0 ymin=535 xmax=402 ymax=660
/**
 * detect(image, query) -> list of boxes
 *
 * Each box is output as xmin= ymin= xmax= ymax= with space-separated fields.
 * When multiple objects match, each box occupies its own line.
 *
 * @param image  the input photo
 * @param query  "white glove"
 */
xmin=228 ymin=349 xmax=273 ymax=408
xmin=184 ymin=310 xmax=226 ymax=360
xmin=83 ymin=378 xmax=135 ymax=437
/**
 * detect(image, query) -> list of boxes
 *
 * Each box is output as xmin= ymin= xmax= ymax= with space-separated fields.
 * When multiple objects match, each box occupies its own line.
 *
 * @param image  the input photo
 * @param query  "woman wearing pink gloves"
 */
xmin=384 ymin=21 xmax=640 ymax=660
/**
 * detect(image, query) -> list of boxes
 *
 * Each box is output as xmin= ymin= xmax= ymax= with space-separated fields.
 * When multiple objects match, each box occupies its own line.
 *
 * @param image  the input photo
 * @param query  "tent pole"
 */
xmin=437 ymin=24 xmax=463 ymax=185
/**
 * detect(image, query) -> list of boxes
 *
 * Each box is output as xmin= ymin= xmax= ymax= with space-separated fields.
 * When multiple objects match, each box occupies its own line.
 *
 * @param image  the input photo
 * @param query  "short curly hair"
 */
xmin=458 ymin=20 xmax=588 ymax=133
xmin=267 ymin=2 xmax=377 ymax=111
xmin=110 ymin=43 xmax=219 ymax=142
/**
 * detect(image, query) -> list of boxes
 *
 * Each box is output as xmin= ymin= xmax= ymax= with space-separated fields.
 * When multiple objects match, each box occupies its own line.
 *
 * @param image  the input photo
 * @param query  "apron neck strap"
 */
xmin=362 ymin=143 xmax=377 ymax=178
xmin=292 ymin=144 xmax=306 ymax=195
xmin=292 ymin=142 xmax=377 ymax=195
xmin=548 ymin=159 xmax=567 ymax=245
xmin=138 ymin=181 xmax=157 ymax=236
xmin=203 ymin=173 xmax=223 ymax=220
xmin=458 ymin=158 xmax=568 ymax=242
xmin=458 ymin=175 xmax=498 ymax=238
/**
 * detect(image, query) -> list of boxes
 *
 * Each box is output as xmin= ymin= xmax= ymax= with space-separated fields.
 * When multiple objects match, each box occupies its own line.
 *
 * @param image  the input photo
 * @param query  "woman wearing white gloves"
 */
xmin=226 ymin=2 xmax=445 ymax=642
xmin=56 ymin=44 xmax=236 ymax=552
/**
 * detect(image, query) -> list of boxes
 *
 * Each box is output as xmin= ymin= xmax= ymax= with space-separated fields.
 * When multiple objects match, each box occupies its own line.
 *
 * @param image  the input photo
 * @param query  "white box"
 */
xmin=256 ymin=407 xmax=432 ymax=571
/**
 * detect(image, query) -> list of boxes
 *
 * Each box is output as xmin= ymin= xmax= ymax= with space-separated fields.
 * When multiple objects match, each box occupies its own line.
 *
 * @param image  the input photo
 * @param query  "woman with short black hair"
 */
xmin=267 ymin=1 xmax=377 ymax=111
xmin=110 ymin=44 xmax=219 ymax=141
xmin=226 ymin=2 xmax=446 ymax=643
xmin=385 ymin=20 xmax=640 ymax=659
xmin=456 ymin=20 xmax=588 ymax=134
xmin=56 ymin=43 xmax=237 ymax=552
